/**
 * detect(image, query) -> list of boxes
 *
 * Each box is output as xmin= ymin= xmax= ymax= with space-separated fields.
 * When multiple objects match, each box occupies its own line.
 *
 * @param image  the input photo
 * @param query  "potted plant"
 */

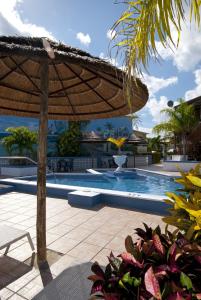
xmin=107 ymin=137 xmax=127 ymax=172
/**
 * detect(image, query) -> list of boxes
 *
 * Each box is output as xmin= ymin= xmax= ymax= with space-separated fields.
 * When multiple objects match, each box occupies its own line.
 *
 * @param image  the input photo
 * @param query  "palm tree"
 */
xmin=1 ymin=127 xmax=37 ymax=157
xmin=147 ymin=135 xmax=162 ymax=153
xmin=153 ymin=99 xmax=198 ymax=155
xmin=113 ymin=1 xmax=201 ymax=91
xmin=104 ymin=122 xmax=114 ymax=132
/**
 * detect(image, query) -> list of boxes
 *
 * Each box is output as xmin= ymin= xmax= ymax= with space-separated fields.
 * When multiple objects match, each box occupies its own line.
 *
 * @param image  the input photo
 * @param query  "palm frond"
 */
xmin=113 ymin=0 xmax=201 ymax=75
xmin=153 ymin=98 xmax=199 ymax=136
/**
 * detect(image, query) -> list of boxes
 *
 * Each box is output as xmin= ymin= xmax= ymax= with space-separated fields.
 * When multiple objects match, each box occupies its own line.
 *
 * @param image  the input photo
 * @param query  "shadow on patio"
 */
xmin=0 ymin=253 xmax=35 ymax=289
xmin=33 ymin=261 xmax=93 ymax=300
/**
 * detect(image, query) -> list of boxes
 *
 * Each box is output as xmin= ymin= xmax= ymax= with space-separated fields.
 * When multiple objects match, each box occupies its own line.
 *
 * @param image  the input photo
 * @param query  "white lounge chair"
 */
xmin=0 ymin=225 xmax=34 ymax=256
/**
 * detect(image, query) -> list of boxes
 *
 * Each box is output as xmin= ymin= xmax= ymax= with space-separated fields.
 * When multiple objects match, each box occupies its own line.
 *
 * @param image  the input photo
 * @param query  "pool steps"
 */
xmin=68 ymin=190 xmax=101 ymax=207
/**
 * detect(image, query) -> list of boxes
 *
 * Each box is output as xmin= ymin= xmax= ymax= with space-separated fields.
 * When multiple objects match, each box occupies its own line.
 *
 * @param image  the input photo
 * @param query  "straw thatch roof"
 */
xmin=0 ymin=36 xmax=148 ymax=120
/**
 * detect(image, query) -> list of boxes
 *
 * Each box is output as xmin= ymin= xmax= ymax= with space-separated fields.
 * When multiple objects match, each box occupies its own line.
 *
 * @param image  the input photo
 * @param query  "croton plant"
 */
xmin=89 ymin=224 xmax=201 ymax=299
xmin=88 ymin=165 xmax=201 ymax=299
xmin=163 ymin=164 xmax=201 ymax=241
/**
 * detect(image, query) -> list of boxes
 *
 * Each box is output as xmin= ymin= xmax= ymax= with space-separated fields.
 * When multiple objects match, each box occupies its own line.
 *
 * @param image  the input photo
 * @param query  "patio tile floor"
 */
xmin=0 ymin=191 xmax=163 ymax=299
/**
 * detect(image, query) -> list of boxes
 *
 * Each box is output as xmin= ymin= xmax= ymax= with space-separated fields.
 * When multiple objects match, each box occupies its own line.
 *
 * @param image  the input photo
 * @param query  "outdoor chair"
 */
xmin=108 ymin=158 xmax=117 ymax=168
xmin=56 ymin=160 xmax=68 ymax=172
xmin=66 ymin=158 xmax=73 ymax=172
xmin=0 ymin=225 xmax=34 ymax=257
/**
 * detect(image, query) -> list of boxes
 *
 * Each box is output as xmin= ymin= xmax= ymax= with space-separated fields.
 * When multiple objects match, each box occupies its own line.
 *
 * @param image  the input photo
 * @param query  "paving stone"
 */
xmin=0 ymin=191 xmax=163 ymax=299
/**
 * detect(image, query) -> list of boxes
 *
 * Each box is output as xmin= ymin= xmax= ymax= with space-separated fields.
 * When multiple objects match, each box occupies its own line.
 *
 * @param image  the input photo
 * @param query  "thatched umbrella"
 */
xmin=0 ymin=36 xmax=148 ymax=265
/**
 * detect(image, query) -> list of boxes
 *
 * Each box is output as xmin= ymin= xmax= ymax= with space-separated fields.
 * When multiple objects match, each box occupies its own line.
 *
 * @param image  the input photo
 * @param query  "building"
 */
xmin=175 ymin=96 xmax=201 ymax=159
xmin=0 ymin=116 xmax=146 ymax=156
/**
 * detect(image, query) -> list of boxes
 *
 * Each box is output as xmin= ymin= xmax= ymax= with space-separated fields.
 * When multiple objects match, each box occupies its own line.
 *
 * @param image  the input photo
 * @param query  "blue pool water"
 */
xmin=46 ymin=171 xmax=180 ymax=196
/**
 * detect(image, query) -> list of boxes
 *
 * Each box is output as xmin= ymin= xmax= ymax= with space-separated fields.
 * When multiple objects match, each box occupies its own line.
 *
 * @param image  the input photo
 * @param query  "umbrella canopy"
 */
xmin=0 ymin=36 xmax=148 ymax=120
xmin=0 ymin=36 xmax=148 ymax=265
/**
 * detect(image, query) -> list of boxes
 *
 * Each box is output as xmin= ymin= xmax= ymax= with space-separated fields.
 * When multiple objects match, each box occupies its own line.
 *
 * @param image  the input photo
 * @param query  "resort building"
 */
xmin=185 ymin=96 xmax=201 ymax=159
xmin=0 ymin=115 xmax=148 ymax=157
xmin=175 ymin=96 xmax=201 ymax=160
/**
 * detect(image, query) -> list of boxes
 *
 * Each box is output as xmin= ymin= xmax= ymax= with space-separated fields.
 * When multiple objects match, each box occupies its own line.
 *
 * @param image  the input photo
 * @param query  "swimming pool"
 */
xmin=0 ymin=169 xmax=181 ymax=214
xmin=44 ymin=170 xmax=179 ymax=196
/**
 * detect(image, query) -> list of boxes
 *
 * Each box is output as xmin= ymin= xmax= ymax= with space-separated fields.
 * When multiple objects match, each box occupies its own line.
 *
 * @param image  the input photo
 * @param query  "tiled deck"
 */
xmin=0 ymin=192 xmax=163 ymax=299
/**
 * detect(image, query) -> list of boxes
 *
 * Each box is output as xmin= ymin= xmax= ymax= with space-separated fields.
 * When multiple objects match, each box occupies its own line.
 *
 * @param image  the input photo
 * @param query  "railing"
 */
xmin=0 ymin=154 xmax=153 ymax=180
xmin=47 ymin=154 xmax=152 ymax=172
xmin=0 ymin=156 xmax=37 ymax=167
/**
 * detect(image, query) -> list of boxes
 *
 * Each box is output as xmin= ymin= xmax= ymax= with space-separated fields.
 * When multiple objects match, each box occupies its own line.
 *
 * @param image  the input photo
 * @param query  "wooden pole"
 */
xmin=37 ymin=59 xmax=49 ymax=265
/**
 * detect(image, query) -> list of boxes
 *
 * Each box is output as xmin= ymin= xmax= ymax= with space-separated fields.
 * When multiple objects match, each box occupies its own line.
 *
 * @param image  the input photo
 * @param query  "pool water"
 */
xmin=46 ymin=171 xmax=180 ymax=196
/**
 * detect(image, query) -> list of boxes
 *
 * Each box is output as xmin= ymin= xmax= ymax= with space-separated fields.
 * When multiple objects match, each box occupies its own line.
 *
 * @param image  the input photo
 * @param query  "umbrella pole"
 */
xmin=37 ymin=59 xmax=49 ymax=265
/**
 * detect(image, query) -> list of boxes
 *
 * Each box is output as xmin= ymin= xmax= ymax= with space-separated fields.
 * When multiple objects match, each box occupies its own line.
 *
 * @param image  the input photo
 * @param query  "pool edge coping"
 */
xmin=0 ymin=172 xmax=170 ymax=203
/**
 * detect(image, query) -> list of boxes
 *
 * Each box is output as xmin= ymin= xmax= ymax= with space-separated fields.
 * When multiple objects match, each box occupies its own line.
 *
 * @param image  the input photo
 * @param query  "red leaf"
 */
xmin=104 ymin=293 xmax=120 ymax=300
xmin=144 ymin=266 xmax=162 ymax=300
xmin=91 ymin=281 xmax=104 ymax=294
xmin=155 ymin=264 xmax=170 ymax=278
xmin=169 ymin=243 xmax=177 ymax=257
xmin=169 ymin=243 xmax=180 ymax=273
xmin=91 ymin=262 xmax=105 ymax=279
xmin=88 ymin=275 xmax=104 ymax=282
xmin=167 ymin=292 xmax=184 ymax=300
xmin=120 ymin=252 xmax=143 ymax=268
xmin=153 ymin=234 xmax=165 ymax=255
xmin=125 ymin=235 xmax=134 ymax=254
xmin=195 ymin=255 xmax=201 ymax=264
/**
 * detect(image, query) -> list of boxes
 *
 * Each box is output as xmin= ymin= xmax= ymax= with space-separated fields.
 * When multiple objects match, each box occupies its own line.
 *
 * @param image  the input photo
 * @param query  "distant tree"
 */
xmin=104 ymin=122 xmax=114 ymax=132
xmin=57 ymin=121 xmax=82 ymax=156
xmin=79 ymin=120 xmax=90 ymax=131
xmin=1 ymin=127 xmax=37 ymax=157
xmin=147 ymin=136 xmax=162 ymax=152
xmin=96 ymin=127 xmax=102 ymax=132
xmin=153 ymin=99 xmax=198 ymax=155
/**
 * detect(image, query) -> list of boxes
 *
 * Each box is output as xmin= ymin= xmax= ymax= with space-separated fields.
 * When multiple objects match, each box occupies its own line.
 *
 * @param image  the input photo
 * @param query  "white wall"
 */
xmin=1 ymin=166 xmax=37 ymax=177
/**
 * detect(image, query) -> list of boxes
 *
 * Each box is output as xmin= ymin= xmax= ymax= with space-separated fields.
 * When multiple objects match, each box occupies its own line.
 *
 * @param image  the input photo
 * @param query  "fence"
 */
xmin=47 ymin=154 xmax=152 ymax=172
xmin=0 ymin=155 xmax=152 ymax=174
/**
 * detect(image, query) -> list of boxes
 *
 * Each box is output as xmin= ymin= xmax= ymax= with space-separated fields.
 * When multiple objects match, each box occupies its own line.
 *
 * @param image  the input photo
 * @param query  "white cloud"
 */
xmin=0 ymin=0 xmax=55 ymax=39
xmin=142 ymin=73 xmax=178 ymax=97
xmin=99 ymin=52 xmax=118 ymax=67
xmin=185 ymin=68 xmax=201 ymax=100
xmin=137 ymin=126 xmax=152 ymax=134
xmin=155 ymin=13 xmax=201 ymax=71
xmin=155 ymin=42 xmax=173 ymax=60
xmin=146 ymin=96 xmax=169 ymax=123
xmin=135 ymin=126 xmax=156 ymax=138
xmin=76 ymin=32 xmax=91 ymax=46
xmin=107 ymin=29 xmax=116 ymax=40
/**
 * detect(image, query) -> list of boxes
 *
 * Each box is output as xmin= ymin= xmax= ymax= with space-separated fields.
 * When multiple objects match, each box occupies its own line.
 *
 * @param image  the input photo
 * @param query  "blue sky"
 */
xmin=0 ymin=0 xmax=201 ymax=134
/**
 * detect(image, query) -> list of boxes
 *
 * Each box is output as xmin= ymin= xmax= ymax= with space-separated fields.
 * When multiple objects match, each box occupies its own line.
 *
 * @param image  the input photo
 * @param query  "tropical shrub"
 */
xmin=153 ymin=99 xmax=198 ymax=155
xmin=152 ymin=152 xmax=161 ymax=164
xmin=163 ymin=164 xmax=201 ymax=242
xmin=147 ymin=136 xmax=162 ymax=153
xmin=57 ymin=121 xmax=81 ymax=156
xmin=1 ymin=127 xmax=37 ymax=157
xmin=89 ymin=224 xmax=201 ymax=299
